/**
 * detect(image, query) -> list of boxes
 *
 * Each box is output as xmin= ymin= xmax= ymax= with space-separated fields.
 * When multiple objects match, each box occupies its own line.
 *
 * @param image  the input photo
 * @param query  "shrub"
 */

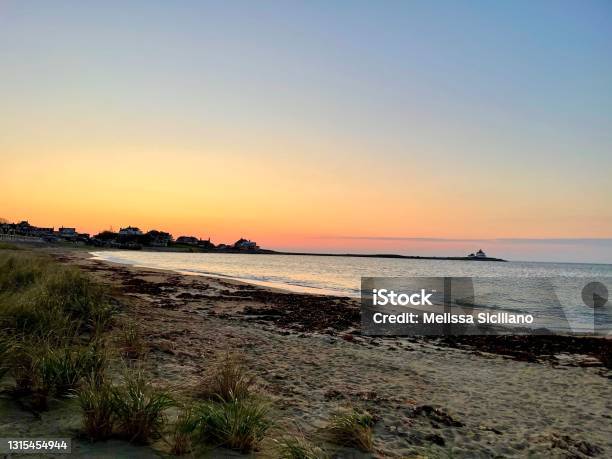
xmin=112 ymin=370 xmax=175 ymax=443
xmin=274 ymin=434 xmax=328 ymax=459
xmin=194 ymin=397 xmax=270 ymax=452
xmin=325 ymin=407 xmax=374 ymax=452
xmin=199 ymin=353 xmax=255 ymax=401
xmin=78 ymin=376 xmax=116 ymax=441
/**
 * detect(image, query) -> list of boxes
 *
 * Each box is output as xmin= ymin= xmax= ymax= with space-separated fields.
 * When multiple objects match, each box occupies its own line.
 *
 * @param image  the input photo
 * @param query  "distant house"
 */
xmin=119 ymin=226 xmax=143 ymax=236
xmin=32 ymin=226 xmax=54 ymax=237
xmin=198 ymin=238 xmax=215 ymax=249
xmin=233 ymin=238 xmax=258 ymax=251
xmin=468 ymin=249 xmax=487 ymax=259
xmin=16 ymin=221 xmax=32 ymax=234
xmin=58 ymin=227 xmax=77 ymax=237
xmin=176 ymin=236 xmax=199 ymax=245
xmin=145 ymin=230 xmax=172 ymax=247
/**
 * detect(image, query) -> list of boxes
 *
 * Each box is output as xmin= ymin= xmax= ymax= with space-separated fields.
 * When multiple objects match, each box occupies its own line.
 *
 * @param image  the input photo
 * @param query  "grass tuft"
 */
xmin=325 ymin=407 xmax=374 ymax=451
xmin=0 ymin=254 xmax=47 ymax=293
xmin=0 ymin=254 xmax=113 ymax=338
xmin=0 ymin=251 xmax=115 ymax=414
xmin=34 ymin=267 xmax=114 ymax=334
xmin=111 ymin=370 xmax=175 ymax=444
xmin=0 ymin=242 xmax=21 ymax=251
xmin=274 ymin=434 xmax=328 ymax=459
xmin=0 ymin=335 xmax=10 ymax=381
xmin=78 ymin=376 xmax=116 ymax=441
xmin=193 ymin=396 xmax=271 ymax=452
xmin=38 ymin=341 xmax=107 ymax=397
xmin=199 ymin=353 xmax=255 ymax=401
xmin=170 ymin=406 xmax=199 ymax=455
xmin=118 ymin=321 xmax=147 ymax=359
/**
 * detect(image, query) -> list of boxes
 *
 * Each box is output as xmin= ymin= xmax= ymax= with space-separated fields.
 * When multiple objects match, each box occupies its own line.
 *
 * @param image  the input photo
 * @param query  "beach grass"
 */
xmin=0 ymin=253 xmax=114 ymax=339
xmin=325 ymin=407 xmax=374 ymax=452
xmin=78 ymin=367 xmax=177 ymax=444
xmin=198 ymin=352 xmax=256 ymax=401
xmin=40 ymin=340 xmax=108 ymax=397
xmin=111 ymin=369 xmax=175 ymax=444
xmin=0 ymin=251 xmax=114 ymax=412
xmin=192 ymin=396 xmax=271 ymax=452
xmin=118 ymin=320 xmax=148 ymax=360
xmin=0 ymin=242 xmax=21 ymax=251
xmin=0 ymin=252 xmax=47 ymax=293
xmin=170 ymin=406 xmax=199 ymax=455
xmin=78 ymin=375 xmax=117 ymax=441
xmin=274 ymin=433 xmax=328 ymax=459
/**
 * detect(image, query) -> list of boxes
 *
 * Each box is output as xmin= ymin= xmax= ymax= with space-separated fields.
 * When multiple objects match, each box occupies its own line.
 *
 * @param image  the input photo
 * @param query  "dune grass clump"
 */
xmin=193 ymin=396 xmax=271 ymax=452
xmin=170 ymin=407 xmax=199 ymax=455
xmin=38 ymin=341 xmax=108 ymax=397
xmin=4 ymin=337 xmax=108 ymax=411
xmin=78 ymin=370 xmax=177 ymax=444
xmin=111 ymin=370 xmax=175 ymax=444
xmin=4 ymin=340 xmax=51 ymax=410
xmin=325 ymin=407 xmax=374 ymax=452
xmin=0 ymin=256 xmax=113 ymax=339
xmin=199 ymin=353 xmax=255 ymax=401
xmin=0 ymin=242 xmax=21 ymax=251
xmin=171 ymin=354 xmax=266 ymax=454
xmin=78 ymin=376 xmax=117 ymax=441
xmin=0 ymin=251 xmax=115 ymax=413
xmin=32 ymin=267 xmax=114 ymax=334
xmin=0 ymin=253 xmax=47 ymax=293
xmin=0 ymin=335 xmax=10 ymax=381
xmin=118 ymin=321 xmax=147 ymax=360
xmin=1 ymin=298 xmax=73 ymax=339
xmin=274 ymin=434 xmax=328 ymax=459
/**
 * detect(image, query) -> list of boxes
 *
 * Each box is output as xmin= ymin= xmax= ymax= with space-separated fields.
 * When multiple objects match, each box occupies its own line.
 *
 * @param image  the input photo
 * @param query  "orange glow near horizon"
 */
xmin=1 ymin=2 xmax=611 ymax=263
xmin=2 ymin=144 xmax=611 ymax=254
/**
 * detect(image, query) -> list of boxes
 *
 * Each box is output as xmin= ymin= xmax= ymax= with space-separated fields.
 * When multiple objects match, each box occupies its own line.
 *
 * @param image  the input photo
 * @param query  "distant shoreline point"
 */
xmin=93 ymin=245 xmax=508 ymax=262
xmin=267 ymin=250 xmax=508 ymax=262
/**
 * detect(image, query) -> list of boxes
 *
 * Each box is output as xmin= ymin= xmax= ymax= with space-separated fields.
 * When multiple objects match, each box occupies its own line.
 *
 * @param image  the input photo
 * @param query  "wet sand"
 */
xmin=18 ymin=249 xmax=612 ymax=457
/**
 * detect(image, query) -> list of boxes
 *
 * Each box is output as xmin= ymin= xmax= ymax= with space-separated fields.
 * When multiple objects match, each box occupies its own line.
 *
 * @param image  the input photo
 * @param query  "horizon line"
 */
xmin=312 ymin=236 xmax=612 ymax=245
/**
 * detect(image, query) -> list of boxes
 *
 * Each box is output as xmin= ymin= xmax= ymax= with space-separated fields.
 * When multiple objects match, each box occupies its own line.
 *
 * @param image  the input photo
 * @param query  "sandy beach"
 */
xmin=3 ymin=248 xmax=600 ymax=458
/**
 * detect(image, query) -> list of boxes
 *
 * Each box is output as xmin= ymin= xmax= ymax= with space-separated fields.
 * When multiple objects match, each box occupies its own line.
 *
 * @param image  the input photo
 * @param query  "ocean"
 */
xmin=90 ymin=251 xmax=612 ymax=333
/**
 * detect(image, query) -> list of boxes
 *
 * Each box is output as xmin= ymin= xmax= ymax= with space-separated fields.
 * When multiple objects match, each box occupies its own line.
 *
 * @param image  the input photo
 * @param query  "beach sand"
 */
xmin=3 ymin=248 xmax=611 ymax=458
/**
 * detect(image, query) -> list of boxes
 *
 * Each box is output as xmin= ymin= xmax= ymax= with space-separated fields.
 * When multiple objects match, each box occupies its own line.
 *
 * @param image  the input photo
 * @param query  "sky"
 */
xmin=1 ymin=1 xmax=611 ymax=262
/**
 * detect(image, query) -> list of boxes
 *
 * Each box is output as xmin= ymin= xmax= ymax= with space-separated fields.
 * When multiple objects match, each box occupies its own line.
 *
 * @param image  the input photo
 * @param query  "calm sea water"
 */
xmin=90 ymin=251 xmax=612 ymax=333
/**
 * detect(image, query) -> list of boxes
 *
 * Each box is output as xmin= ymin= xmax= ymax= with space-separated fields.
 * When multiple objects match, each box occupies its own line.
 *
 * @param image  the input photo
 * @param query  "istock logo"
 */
xmin=372 ymin=288 xmax=435 ymax=306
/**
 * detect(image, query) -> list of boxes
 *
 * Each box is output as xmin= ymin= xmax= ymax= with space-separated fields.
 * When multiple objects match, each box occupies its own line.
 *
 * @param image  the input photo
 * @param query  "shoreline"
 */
xmin=5 ymin=246 xmax=611 ymax=457
xmin=89 ymin=244 xmax=508 ymax=262
xmin=69 ymin=249 xmax=612 ymax=367
xmin=89 ymin=250 xmax=348 ymax=297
